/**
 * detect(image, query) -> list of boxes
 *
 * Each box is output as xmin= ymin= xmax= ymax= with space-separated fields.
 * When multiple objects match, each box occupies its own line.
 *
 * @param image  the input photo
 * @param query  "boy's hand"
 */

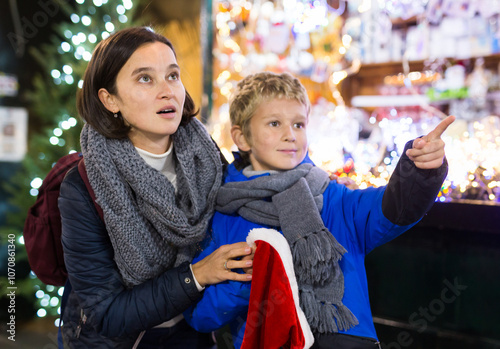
xmin=329 ymin=174 xmax=359 ymax=190
xmin=406 ymin=115 xmax=455 ymax=170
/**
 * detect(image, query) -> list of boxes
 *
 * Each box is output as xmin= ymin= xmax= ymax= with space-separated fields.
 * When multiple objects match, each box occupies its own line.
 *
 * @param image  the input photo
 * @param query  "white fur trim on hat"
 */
xmin=247 ymin=228 xmax=315 ymax=349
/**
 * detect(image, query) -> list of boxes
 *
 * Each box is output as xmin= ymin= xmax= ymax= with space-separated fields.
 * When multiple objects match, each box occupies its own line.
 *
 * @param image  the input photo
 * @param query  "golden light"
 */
xmin=331 ymin=70 xmax=348 ymax=85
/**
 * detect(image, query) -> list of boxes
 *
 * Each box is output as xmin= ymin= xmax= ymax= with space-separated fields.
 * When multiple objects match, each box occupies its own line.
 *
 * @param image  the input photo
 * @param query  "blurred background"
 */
xmin=1 ymin=0 xmax=499 ymax=348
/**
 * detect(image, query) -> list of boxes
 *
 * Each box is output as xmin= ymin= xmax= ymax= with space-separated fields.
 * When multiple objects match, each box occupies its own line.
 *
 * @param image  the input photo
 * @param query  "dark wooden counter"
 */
xmin=366 ymin=202 xmax=500 ymax=348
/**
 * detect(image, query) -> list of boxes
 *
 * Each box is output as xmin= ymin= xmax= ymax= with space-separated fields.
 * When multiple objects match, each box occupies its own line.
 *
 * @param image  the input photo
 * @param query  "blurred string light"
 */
xmin=54 ymin=0 xmax=134 ymax=84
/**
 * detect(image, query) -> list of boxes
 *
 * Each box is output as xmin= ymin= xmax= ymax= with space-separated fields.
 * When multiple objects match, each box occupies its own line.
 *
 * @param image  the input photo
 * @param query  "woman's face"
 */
xmin=99 ymin=41 xmax=186 ymax=154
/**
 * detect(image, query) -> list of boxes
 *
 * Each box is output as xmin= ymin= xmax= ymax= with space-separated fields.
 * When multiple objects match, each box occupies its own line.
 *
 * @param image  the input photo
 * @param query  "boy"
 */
xmin=185 ymin=72 xmax=454 ymax=348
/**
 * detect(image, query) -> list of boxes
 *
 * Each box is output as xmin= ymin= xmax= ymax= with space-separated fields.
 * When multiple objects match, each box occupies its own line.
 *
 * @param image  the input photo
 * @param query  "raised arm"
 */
xmin=382 ymin=115 xmax=454 ymax=226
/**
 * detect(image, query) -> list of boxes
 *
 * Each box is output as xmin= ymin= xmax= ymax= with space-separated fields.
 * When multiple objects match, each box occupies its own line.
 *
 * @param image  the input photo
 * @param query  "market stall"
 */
xmin=204 ymin=1 xmax=500 ymax=346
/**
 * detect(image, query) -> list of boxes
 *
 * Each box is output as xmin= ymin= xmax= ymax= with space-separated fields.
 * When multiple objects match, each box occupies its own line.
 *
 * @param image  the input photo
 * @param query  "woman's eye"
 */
xmin=138 ymin=75 xmax=151 ymax=83
xmin=168 ymin=72 xmax=180 ymax=80
xmin=269 ymin=121 xmax=279 ymax=127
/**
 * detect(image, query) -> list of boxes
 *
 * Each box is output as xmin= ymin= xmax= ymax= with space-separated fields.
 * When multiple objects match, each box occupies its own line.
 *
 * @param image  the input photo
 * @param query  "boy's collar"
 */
xmin=242 ymin=166 xmax=282 ymax=178
xmin=232 ymin=151 xmax=315 ymax=169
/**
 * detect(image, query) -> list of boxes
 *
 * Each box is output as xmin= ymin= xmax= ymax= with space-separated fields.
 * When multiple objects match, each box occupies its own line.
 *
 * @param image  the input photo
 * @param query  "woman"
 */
xmin=58 ymin=26 xmax=253 ymax=348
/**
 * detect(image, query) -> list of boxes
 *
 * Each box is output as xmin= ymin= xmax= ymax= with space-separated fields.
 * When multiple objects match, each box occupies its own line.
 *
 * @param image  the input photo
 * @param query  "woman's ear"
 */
xmin=231 ymin=125 xmax=251 ymax=152
xmin=98 ymin=88 xmax=119 ymax=113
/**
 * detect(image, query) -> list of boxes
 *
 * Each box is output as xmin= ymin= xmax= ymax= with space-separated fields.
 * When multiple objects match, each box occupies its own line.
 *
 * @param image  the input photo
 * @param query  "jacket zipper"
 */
xmin=75 ymin=309 xmax=87 ymax=339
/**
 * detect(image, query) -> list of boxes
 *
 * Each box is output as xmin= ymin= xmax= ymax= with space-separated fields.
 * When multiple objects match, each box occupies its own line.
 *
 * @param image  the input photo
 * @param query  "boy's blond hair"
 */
xmin=229 ymin=72 xmax=310 ymax=164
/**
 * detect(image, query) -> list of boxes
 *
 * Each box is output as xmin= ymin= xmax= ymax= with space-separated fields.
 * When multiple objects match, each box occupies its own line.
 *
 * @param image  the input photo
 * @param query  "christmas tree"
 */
xmin=1 ymin=0 xmax=136 ymax=325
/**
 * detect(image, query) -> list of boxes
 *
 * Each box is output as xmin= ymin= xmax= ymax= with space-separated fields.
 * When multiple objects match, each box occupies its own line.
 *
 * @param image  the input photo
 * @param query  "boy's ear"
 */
xmin=98 ymin=88 xmax=119 ymax=113
xmin=231 ymin=125 xmax=251 ymax=152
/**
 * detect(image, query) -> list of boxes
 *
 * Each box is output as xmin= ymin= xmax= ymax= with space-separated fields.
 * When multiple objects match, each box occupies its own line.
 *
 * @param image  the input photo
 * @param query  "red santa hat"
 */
xmin=241 ymin=228 xmax=314 ymax=349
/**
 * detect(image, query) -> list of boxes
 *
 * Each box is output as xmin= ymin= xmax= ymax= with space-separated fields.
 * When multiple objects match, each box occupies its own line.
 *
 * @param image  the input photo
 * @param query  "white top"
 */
xmin=135 ymin=144 xmax=177 ymax=189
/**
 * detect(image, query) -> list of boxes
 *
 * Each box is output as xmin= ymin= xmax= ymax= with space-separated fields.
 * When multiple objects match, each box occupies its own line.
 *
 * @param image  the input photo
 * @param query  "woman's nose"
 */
xmin=160 ymin=81 xmax=174 ymax=99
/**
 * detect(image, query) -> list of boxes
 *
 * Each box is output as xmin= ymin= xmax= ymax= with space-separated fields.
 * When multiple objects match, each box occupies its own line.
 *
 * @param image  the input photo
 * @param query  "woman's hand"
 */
xmin=191 ymin=242 xmax=253 ymax=287
xmin=406 ymin=115 xmax=455 ymax=169
xmin=241 ymin=245 xmax=256 ymax=275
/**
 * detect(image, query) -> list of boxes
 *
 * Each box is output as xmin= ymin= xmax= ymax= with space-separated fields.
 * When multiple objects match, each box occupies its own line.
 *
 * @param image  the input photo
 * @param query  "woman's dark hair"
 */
xmin=77 ymin=26 xmax=198 ymax=139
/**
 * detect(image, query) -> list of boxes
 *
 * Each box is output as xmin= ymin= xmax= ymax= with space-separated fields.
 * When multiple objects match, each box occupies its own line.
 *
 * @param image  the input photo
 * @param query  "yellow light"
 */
xmin=230 ymin=6 xmax=242 ymax=16
xmin=223 ymin=38 xmax=240 ymax=52
xmin=219 ymin=26 xmax=230 ymax=37
xmin=332 ymin=90 xmax=342 ymax=100
xmin=489 ymin=194 xmax=496 ymax=200
xmin=408 ymin=71 xmax=422 ymax=81
xmin=220 ymin=85 xmax=231 ymax=97
xmin=217 ymin=70 xmax=231 ymax=85
xmin=331 ymin=71 xmax=348 ymax=85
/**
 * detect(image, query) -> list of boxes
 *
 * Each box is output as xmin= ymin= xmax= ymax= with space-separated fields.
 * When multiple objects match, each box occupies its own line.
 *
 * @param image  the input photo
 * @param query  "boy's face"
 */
xmin=239 ymin=98 xmax=308 ymax=172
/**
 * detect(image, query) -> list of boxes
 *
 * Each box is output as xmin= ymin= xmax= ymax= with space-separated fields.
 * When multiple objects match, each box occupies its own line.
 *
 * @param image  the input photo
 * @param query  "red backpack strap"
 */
xmin=77 ymin=159 xmax=104 ymax=222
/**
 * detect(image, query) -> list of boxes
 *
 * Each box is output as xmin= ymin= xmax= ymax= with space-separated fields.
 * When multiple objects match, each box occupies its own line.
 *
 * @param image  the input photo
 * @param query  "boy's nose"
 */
xmin=283 ymin=127 xmax=296 ymax=142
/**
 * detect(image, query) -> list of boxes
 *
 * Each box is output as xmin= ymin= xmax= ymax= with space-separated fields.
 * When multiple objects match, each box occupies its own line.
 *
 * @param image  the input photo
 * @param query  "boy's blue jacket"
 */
xmin=184 ymin=141 xmax=448 ymax=348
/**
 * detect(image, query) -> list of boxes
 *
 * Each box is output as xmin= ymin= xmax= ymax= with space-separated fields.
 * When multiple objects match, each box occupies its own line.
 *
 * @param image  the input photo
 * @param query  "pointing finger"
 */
xmin=426 ymin=115 xmax=455 ymax=141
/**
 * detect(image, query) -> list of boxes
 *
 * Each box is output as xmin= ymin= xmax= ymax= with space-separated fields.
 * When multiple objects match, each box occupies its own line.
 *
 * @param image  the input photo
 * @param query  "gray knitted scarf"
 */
xmin=80 ymin=118 xmax=222 ymax=287
xmin=216 ymin=163 xmax=358 ymax=333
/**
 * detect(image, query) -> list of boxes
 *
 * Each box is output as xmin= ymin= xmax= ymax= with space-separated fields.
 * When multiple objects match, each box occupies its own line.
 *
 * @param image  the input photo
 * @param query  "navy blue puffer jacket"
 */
xmin=58 ymin=167 xmax=203 ymax=348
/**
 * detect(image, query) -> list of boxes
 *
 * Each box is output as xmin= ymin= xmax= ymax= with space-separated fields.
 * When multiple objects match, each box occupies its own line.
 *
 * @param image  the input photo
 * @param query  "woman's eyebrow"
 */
xmin=131 ymin=64 xmax=180 ymax=76
xmin=131 ymin=67 xmax=152 ymax=75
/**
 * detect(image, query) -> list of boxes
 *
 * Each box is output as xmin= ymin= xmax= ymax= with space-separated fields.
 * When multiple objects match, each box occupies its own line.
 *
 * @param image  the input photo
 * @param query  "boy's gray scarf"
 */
xmin=80 ymin=118 xmax=222 ymax=287
xmin=216 ymin=163 xmax=358 ymax=333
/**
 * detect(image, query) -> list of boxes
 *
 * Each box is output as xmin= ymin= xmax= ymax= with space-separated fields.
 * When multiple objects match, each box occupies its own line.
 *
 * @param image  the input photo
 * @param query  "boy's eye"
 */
xmin=294 ymin=122 xmax=305 ymax=129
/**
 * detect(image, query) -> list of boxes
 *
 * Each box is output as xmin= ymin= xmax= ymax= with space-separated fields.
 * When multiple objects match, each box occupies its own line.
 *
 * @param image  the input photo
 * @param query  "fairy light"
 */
xmin=81 ymin=15 xmax=92 ymax=26
xmin=116 ymin=4 xmax=126 ymax=14
xmin=50 ymin=69 xmax=61 ymax=79
xmin=64 ymin=75 xmax=75 ymax=85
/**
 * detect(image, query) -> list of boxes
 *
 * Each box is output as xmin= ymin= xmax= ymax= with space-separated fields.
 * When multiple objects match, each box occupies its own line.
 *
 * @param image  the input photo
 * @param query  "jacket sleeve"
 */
xmin=59 ymin=167 xmax=203 ymax=338
xmin=184 ymin=280 xmax=251 ymax=332
xmin=382 ymin=139 xmax=448 ymax=225
xmin=324 ymin=140 xmax=447 ymax=255
xmin=183 ymin=217 xmax=251 ymax=332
